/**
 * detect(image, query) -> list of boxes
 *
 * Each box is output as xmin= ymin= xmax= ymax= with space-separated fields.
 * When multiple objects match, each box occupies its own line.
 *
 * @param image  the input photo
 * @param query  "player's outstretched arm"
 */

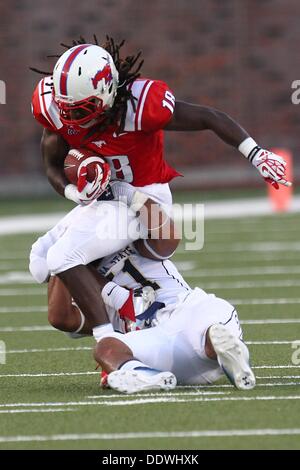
xmin=165 ymin=101 xmax=291 ymax=189
xmin=165 ymin=101 xmax=248 ymax=145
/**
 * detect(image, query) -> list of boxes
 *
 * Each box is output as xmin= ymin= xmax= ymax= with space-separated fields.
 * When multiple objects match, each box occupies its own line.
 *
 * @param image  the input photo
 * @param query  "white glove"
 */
xmin=109 ymin=181 xmax=136 ymax=205
xmin=252 ymin=149 xmax=291 ymax=190
xmin=109 ymin=181 xmax=148 ymax=212
xmin=64 ymin=184 xmax=82 ymax=204
xmin=64 ymin=183 xmax=97 ymax=205
xmin=239 ymin=138 xmax=292 ymax=189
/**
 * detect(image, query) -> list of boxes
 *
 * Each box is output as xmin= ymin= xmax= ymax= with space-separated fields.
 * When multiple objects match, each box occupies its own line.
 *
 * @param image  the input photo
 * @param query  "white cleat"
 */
xmin=107 ymin=369 xmax=177 ymax=394
xmin=209 ymin=323 xmax=256 ymax=390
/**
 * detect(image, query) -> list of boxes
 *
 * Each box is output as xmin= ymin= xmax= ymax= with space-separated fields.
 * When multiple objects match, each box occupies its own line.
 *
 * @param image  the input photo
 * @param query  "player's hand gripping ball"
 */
xmin=64 ymin=148 xmax=111 ymax=202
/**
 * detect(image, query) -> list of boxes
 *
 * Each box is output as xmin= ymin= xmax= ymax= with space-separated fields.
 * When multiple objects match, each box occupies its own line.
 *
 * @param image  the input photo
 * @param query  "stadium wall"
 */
xmin=0 ymin=0 xmax=299 ymax=195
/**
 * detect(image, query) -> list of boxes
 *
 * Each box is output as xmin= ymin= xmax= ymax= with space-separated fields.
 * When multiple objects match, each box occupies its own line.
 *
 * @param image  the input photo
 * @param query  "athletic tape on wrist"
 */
xmin=238 ymin=137 xmax=260 ymax=161
xmin=130 ymin=191 xmax=149 ymax=212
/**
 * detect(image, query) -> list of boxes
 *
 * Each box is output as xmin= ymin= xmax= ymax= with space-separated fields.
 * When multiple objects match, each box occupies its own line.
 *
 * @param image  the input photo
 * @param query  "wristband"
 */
xmin=238 ymin=137 xmax=260 ymax=162
xmin=130 ymin=190 xmax=149 ymax=213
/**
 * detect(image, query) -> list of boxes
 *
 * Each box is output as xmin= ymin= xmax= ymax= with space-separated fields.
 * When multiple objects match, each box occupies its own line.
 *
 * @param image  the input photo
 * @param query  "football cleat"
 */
xmin=107 ymin=368 xmax=177 ymax=394
xmin=209 ymin=323 xmax=256 ymax=390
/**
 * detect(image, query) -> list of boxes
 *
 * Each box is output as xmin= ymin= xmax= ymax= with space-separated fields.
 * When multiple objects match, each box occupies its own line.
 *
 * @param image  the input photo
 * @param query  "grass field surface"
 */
xmin=0 ymin=197 xmax=299 ymax=450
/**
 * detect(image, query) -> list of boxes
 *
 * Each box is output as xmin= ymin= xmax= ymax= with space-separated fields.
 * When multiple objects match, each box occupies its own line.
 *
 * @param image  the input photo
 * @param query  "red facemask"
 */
xmin=54 ymin=93 xmax=107 ymax=126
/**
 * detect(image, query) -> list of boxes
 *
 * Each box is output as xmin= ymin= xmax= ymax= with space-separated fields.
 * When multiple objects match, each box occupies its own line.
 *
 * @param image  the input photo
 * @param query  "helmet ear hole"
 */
xmin=108 ymin=83 xmax=113 ymax=94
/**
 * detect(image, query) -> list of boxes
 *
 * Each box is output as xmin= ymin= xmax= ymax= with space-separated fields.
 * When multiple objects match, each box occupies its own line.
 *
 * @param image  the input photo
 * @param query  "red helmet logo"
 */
xmin=91 ymin=64 xmax=113 ymax=90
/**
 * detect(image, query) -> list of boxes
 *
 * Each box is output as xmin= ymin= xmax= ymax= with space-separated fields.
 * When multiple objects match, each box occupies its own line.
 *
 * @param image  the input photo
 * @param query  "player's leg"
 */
xmin=29 ymin=205 xmax=82 ymax=283
xmin=181 ymin=289 xmax=256 ymax=390
xmin=94 ymin=330 xmax=177 ymax=393
xmin=46 ymin=200 xmax=139 ymax=329
xmin=207 ymin=323 xmax=256 ymax=390
xmin=46 ymin=201 xmax=139 ymax=273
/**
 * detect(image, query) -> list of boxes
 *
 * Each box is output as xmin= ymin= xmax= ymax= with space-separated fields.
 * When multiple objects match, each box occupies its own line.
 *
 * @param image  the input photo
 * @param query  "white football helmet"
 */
xmin=52 ymin=44 xmax=119 ymax=125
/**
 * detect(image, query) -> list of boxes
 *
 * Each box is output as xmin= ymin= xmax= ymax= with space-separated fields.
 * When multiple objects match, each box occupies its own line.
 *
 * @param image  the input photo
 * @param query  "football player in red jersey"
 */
xmin=30 ymin=36 xmax=291 ymax=339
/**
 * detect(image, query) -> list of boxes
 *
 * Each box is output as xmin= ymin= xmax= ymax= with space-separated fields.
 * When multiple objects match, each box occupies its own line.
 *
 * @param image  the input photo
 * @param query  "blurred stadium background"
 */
xmin=0 ymin=0 xmax=299 ymax=197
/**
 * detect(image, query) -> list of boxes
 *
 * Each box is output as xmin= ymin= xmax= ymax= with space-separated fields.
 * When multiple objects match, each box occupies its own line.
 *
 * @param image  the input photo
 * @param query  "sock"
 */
xmin=102 ymin=281 xmax=130 ymax=310
xmin=119 ymin=359 xmax=159 ymax=375
xmin=92 ymin=323 xmax=114 ymax=342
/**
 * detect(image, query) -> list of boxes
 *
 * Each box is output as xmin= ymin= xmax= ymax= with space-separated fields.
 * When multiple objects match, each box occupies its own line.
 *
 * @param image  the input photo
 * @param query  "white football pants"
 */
xmin=29 ymin=183 xmax=172 ymax=283
xmin=100 ymin=288 xmax=244 ymax=386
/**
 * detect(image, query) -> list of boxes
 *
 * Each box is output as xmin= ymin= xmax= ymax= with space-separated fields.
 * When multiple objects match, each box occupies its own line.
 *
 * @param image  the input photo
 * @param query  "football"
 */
xmin=64 ymin=148 xmax=111 ymax=192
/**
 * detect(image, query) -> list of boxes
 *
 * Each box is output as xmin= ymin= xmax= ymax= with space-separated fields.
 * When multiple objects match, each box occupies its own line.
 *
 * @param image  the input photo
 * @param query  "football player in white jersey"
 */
xmin=47 ymin=244 xmax=256 ymax=393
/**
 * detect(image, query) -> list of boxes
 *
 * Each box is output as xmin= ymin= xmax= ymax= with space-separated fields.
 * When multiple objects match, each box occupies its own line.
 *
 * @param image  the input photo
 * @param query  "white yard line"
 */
xmin=85 ymin=391 xmax=231 ymax=399
xmin=0 ymin=395 xmax=300 ymax=415
xmin=1 ymin=282 xmax=299 ymax=296
xmin=0 ymin=306 xmax=47 ymax=313
xmin=0 ymin=408 xmax=75 ymax=414
xmin=200 ymin=280 xmax=300 ymax=289
xmin=0 ymin=370 xmax=300 ymax=382
xmin=0 ymin=371 xmax=98 ymax=378
xmin=231 ymin=298 xmax=300 ymax=305
xmin=0 ymin=428 xmax=300 ymax=443
xmin=0 ymin=325 xmax=54 ymax=332
xmin=185 ymin=266 xmax=300 ymax=276
xmin=2 ymin=317 xmax=300 ymax=333
xmin=98 ymin=395 xmax=300 ymax=406
xmin=256 ymin=375 xmax=300 ymax=379
xmin=0 ymin=213 xmax=66 ymax=235
xmin=205 ymin=225 xmax=300 ymax=234
xmin=6 ymin=346 xmax=91 ymax=354
xmin=1 ymin=196 xmax=300 ymax=235
xmin=0 ymin=395 xmax=300 ymax=410
xmin=246 ymin=341 xmax=298 ymax=345
xmin=4 ymin=339 xmax=298 ymax=355
xmin=0 ymin=272 xmax=35 ymax=284
xmin=0 ymin=290 xmax=45 ymax=297
xmin=253 ymin=365 xmax=300 ymax=369
xmin=177 ymin=242 xmax=300 ymax=254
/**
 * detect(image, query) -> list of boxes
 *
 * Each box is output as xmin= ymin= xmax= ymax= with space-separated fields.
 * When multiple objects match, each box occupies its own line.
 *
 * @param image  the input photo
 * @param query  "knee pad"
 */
xmin=29 ymin=253 xmax=50 ymax=284
xmin=29 ymin=258 xmax=50 ymax=284
xmin=29 ymin=234 xmax=55 ymax=283
xmin=46 ymin=245 xmax=65 ymax=275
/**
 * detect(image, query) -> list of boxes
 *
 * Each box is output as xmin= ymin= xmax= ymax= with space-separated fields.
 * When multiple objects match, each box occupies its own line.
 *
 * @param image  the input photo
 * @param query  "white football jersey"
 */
xmin=97 ymin=244 xmax=191 ymax=323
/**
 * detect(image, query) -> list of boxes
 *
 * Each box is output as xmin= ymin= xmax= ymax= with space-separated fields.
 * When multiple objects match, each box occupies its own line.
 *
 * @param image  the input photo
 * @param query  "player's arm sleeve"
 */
xmin=141 ymin=80 xmax=176 ymax=132
xmin=31 ymin=79 xmax=57 ymax=132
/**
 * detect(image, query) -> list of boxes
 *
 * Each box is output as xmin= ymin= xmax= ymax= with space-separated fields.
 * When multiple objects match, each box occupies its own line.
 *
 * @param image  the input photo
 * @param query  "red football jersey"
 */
xmin=31 ymin=77 xmax=181 ymax=186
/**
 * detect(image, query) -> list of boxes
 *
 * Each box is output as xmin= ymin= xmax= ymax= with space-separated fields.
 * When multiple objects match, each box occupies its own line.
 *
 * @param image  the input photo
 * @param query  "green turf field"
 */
xmin=0 ymin=201 xmax=299 ymax=450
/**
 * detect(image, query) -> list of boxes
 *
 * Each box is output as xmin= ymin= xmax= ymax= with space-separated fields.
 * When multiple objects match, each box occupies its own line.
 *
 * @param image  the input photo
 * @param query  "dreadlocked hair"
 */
xmin=30 ymin=34 xmax=144 ymax=134
xmin=100 ymin=35 xmax=144 ymax=133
